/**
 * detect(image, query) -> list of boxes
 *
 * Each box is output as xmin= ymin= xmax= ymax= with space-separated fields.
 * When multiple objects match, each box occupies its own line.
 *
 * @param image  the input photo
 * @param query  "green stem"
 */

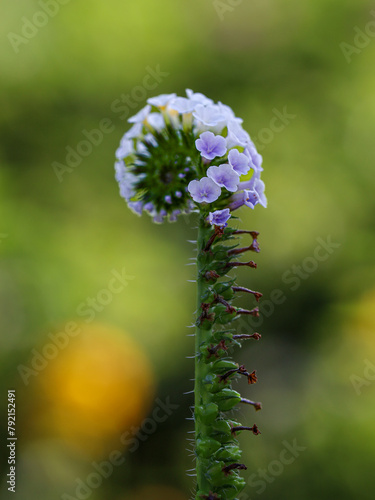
xmin=194 ymin=214 xmax=212 ymax=494
xmin=192 ymin=213 xmax=261 ymax=499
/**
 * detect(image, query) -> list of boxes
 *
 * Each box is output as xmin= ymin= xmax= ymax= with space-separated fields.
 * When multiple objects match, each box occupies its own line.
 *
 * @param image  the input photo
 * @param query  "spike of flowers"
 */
xmin=114 ymin=90 xmax=267 ymax=500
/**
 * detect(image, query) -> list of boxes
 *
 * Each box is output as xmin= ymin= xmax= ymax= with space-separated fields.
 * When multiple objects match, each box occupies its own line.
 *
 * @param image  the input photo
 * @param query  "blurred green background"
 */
xmin=1 ymin=0 xmax=375 ymax=498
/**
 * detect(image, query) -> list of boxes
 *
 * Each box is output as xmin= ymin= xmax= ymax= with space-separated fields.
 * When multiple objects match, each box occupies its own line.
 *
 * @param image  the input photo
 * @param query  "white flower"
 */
xmin=217 ymin=102 xmax=241 ymax=123
xmin=115 ymin=138 xmax=134 ymax=159
xmin=193 ymin=104 xmax=226 ymax=128
xmin=124 ymin=122 xmax=143 ymax=139
xmin=128 ymin=104 xmax=151 ymax=123
xmin=186 ymin=89 xmax=213 ymax=106
xmin=114 ymin=160 xmax=126 ymax=182
xmin=117 ymin=170 xmax=138 ymax=201
xmin=146 ymin=112 xmax=165 ymax=131
xmin=168 ymin=97 xmax=197 ymax=114
xmin=147 ymin=93 xmax=176 ymax=107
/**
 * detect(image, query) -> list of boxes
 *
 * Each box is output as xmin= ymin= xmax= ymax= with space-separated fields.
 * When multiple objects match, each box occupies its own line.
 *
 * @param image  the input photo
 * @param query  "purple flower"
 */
xmin=228 ymin=191 xmax=246 ymax=212
xmin=144 ymin=202 xmax=155 ymax=213
xmin=253 ymin=178 xmax=267 ymax=207
xmin=226 ymin=120 xmax=251 ymax=148
xmin=228 ymin=149 xmax=250 ymax=176
xmin=228 ymin=172 xmax=267 ymax=211
xmin=242 ymin=176 xmax=267 ymax=209
xmin=195 ymin=131 xmax=227 ymax=160
xmin=188 ymin=177 xmax=221 ymax=203
xmin=128 ymin=201 xmax=144 ymax=216
xmin=207 ymin=164 xmax=240 ymax=192
xmin=244 ymin=144 xmax=263 ymax=172
xmin=208 ymin=208 xmax=231 ymax=227
xmin=153 ymin=209 xmax=167 ymax=224
xmin=169 ymin=209 xmax=181 ymax=222
xmin=243 ymin=189 xmax=258 ymax=209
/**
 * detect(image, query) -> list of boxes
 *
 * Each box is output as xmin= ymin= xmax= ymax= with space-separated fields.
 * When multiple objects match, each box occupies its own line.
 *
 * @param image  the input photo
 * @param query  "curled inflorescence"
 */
xmin=115 ymin=90 xmax=266 ymax=224
xmin=114 ymin=90 xmax=267 ymax=500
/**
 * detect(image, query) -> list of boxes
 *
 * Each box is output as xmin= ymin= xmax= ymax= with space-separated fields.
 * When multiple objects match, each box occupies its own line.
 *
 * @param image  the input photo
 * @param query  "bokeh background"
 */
xmin=1 ymin=0 xmax=375 ymax=498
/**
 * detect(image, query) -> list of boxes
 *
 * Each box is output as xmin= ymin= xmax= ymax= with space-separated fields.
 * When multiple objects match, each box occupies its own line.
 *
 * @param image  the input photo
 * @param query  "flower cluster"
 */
xmin=115 ymin=90 xmax=267 ymax=224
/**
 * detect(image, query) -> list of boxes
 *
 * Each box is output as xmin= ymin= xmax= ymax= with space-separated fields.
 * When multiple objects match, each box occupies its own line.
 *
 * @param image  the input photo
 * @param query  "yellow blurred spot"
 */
xmin=348 ymin=289 xmax=375 ymax=347
xmin=30 ymin=322 xmax=154 ymax=458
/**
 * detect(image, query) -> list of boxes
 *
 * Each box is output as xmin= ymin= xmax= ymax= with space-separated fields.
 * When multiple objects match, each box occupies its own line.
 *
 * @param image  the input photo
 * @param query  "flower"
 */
xmin=145 ymin=113 xmax=165 ymax=131
xmin=230 ymin=174 xmax=267 ymax=210
xmin=153 ymin=209 xmax=167 ymax=224
xmin=195 ymin=131 xmax=227 ymax=160
xmin=168 ymin=97 xmax=197 ymax=114
xmin=114 ymin=90 xmax=266 ymax=223
xmin=252 ymin=178 xmax=267 ymax=208
xmin=245 ymin=144 xmax=263 ymax=172
xmin=228 ymin=149 xmax=251 ymax=176
xmin=188 ymin=177 xmax=221 ymax=203
xmin=147 ymin=93 xmax=176 ymax=108
xmin=124 ymin=122 xmax=143 ymax=139
xmin=226 ymin=120 xmax=251 ymax=148
xmin=208 ymin=208 xmax=231 ymax=227
xmin=186 ymin=89 xmax=213 ymax=106
xmin=128 ymin=201 xmax=143 ymax=216
xmin=207 ymin=164 xmax=240 ymax=192
xmin=193 ymin=104 xmax=227 ymax=131
xmin=128 ymin=104 xmax=151 ymax=123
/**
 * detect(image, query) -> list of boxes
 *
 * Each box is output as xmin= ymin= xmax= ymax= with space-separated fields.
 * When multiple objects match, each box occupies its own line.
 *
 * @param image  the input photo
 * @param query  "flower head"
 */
xmin=114 ymin=90 xmax=266 ymax=223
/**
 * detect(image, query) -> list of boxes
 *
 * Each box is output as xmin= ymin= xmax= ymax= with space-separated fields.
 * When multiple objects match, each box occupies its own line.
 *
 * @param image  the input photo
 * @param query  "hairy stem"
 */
xmin=194 ymin=215 xmax=213 ymax=494
xmin=192 ymin=213 xmax=261 ymax=500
